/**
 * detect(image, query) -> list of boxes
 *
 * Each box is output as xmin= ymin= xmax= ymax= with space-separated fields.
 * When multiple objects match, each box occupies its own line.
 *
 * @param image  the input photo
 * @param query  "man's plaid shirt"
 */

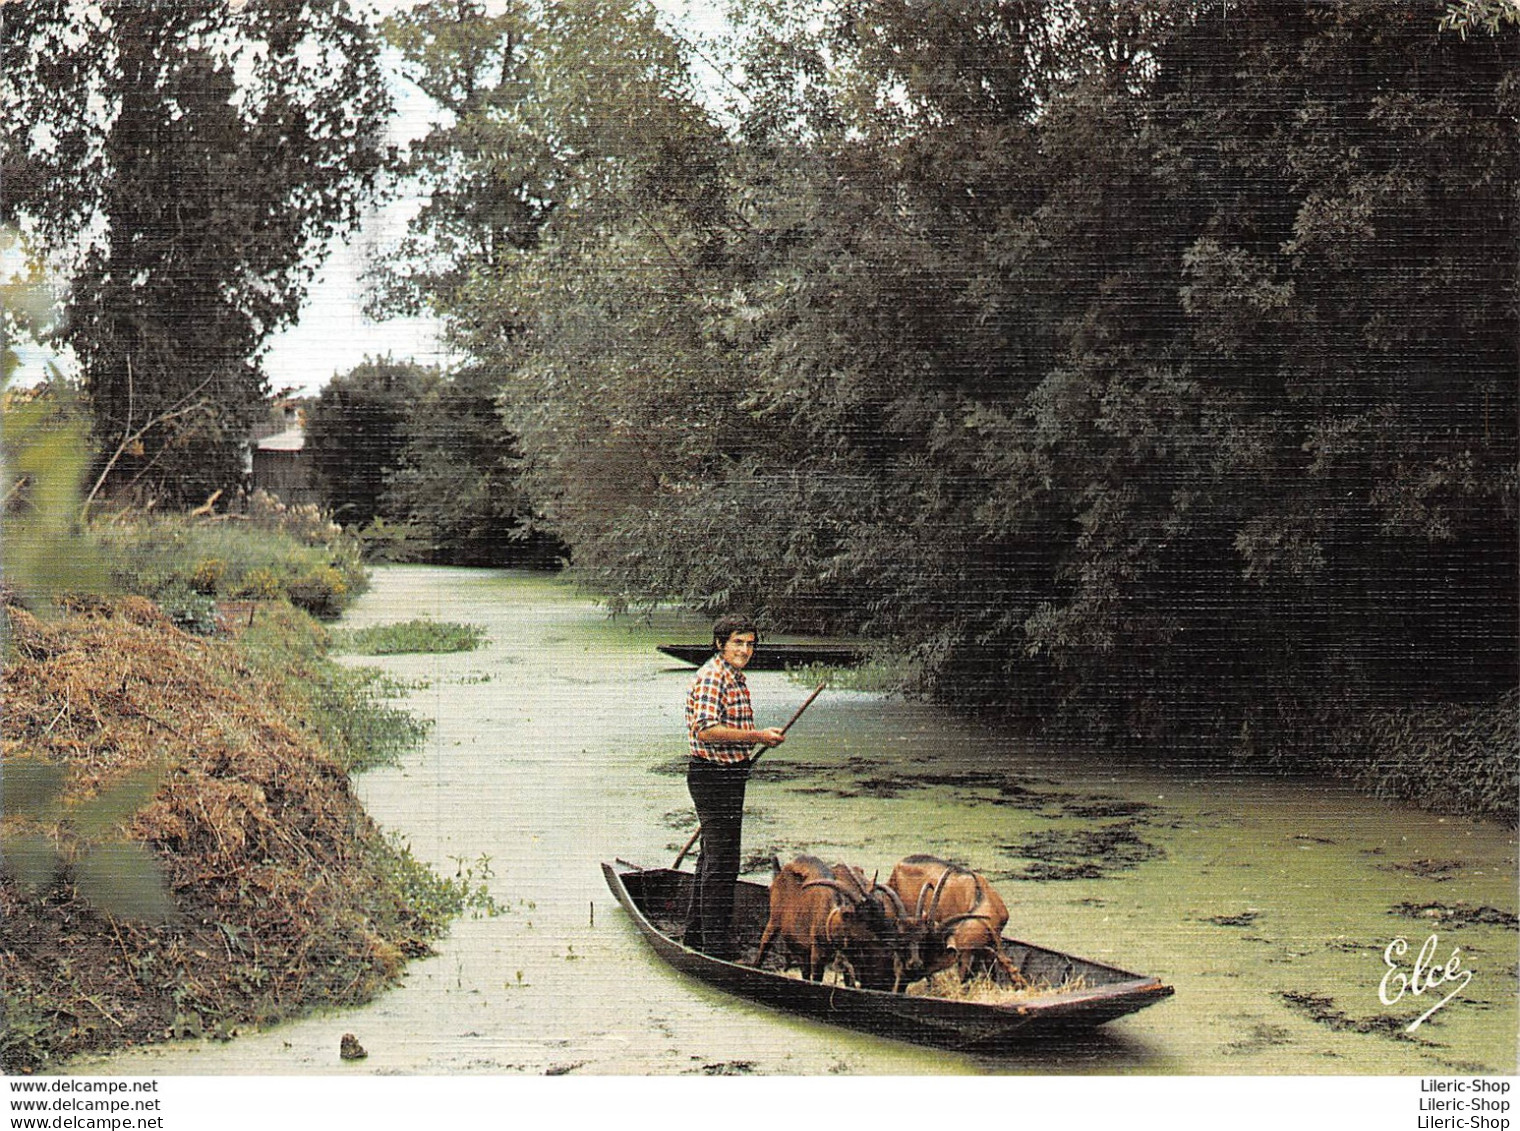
xmin=685 ymin=654 xmax=755 ymax=764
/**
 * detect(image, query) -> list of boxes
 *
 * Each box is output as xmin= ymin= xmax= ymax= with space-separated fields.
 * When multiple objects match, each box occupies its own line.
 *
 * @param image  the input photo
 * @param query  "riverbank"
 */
xmin=0 ymin=594 xmax=480 ymax=1073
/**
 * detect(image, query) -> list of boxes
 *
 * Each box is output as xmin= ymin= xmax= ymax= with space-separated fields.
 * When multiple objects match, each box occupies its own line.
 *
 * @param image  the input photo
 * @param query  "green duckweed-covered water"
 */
xmin=75 ymin=566 xmax=1517 ymax=1076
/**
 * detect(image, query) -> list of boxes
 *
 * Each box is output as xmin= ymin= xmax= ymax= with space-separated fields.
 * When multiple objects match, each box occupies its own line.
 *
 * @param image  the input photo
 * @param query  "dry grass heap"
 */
xmin=774 ymin=961 xmax=1090 ymax=1002
xmin=906 ymin=967 xmax=1092 ymax=1004
xmin=1 ymin=596 xmax=450 ymax=1072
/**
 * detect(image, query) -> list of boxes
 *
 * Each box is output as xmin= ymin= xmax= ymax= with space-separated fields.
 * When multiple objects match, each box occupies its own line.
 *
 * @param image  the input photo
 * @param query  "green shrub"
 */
xmin=159 ymin=586 xmax=218 ymax=635
xmin=189 ymin=557 xmax=226 ymax=595
xmin=236 ymin=606 xmax=430 ymax=775
xmin=376 ymin=837 xmax=501 ymax=934
xmin=307 ymin=665 xmax=431 ymax=774
xmin=0 ymin=995 xmax=53 ymax=1073
xmin=1330 ymin=690 xmax=1518 ymax=823
xmin=235 ymin=598 xmax=330 ymax=665
xmin=338 ymin=619 xmax=487 ymax=655
xmin=285 ymin=564 xmax=351 ymax=618
xmin=243 ymin=490 xmax=344 ymax=545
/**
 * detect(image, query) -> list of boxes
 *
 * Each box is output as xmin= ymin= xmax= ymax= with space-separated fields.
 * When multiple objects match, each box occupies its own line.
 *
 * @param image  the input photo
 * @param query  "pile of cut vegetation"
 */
xmin=0 ymin=595 xmax=466 ymax=1073
xmin=771 ymin=963 xmax=1090 ymax=1003
xmin=905 ymin=967 xmax=1092 ymax=1004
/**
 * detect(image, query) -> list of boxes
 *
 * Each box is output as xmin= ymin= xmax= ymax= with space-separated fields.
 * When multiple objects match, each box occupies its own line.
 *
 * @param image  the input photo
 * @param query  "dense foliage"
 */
xmin=304 ymin=357 xmax=439 ymax=528
xmin=304 ymin=357 xmax=561 ymax=565
xmin=369 ymin=0 xmax=1516 ymax=776
xmin=1 ymin=0 xmax=391 ymax=506
xmin=1 ymin=253 xmax=105 ymax=626
xmin=376 ymin=362 xmax=562 ymax=565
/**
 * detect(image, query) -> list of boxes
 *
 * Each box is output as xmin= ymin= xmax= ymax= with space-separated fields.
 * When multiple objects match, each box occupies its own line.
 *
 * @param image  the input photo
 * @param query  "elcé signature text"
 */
xmin=1380 ymin=933 xmax=1473 ymax=1032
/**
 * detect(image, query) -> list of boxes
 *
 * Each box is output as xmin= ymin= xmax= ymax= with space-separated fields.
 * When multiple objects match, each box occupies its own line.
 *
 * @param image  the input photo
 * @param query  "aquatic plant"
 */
xmin=337 ymin=618 xmax=488 ymax=655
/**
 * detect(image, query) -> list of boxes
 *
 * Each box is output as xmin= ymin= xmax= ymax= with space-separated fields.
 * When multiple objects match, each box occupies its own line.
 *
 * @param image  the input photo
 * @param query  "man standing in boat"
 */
xmin=684 ymin=614 xmax=786 ymax=960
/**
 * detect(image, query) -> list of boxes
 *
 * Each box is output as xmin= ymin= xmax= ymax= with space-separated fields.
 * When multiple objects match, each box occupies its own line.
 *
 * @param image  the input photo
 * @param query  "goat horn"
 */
xmin=938 ymin=913 xmax=994 ymax=933
xmin=847 ymin=866 xmax=871 ymax=898
xmin=802 ymin=878 xmax=862 ymax=903
xmin=828 ymin=867 xmax=867 ymax=900
xmin=913 ymin=882 xmax=933 ymax=920
xmin=927 ymin=871 xmax=951 ymax=923
xmin=824 ymin=904 xmax=843 ymax=943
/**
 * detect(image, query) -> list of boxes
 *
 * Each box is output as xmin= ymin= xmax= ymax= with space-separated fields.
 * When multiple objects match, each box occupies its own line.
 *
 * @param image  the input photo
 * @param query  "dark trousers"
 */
xmin=684 ymin=757 xmax=750 ymax=957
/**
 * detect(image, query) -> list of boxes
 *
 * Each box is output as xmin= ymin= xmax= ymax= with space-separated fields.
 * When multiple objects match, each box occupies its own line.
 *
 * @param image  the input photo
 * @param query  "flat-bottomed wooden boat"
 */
xmin=657 ymin=642 xmax=865 ymax=670
xmin=602 ymin=860 xmax=1173 ymax=1052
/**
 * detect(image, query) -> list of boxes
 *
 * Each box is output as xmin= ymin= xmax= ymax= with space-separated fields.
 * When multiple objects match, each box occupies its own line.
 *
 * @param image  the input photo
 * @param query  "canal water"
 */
xmin=74 ymin=566 xmax=1518 ymax=1076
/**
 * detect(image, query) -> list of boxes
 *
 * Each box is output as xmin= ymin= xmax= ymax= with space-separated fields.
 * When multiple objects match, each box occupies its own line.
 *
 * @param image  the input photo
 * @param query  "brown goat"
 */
xmin=754 ymin=856 xmax=901 ymax=988
xmin=887 ymin=854 xmax=1022 ymax=985
xmin=828 ymin=863 xmax=915 ymax=992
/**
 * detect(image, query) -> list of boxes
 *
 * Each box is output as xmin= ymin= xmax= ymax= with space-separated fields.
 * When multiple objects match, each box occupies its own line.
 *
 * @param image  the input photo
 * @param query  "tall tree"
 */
xmin=368 ymin=0 xmax=730 ymax=565
xmin=365 ymin=0 xmax=547 ymax=332
xmin=369 ymin=0 xmax=1517 ymax=746
xmin=1012 ymin=0 xmax=1520 ymax=725
xmin=1 ymin=0 xmax=391 ymax=506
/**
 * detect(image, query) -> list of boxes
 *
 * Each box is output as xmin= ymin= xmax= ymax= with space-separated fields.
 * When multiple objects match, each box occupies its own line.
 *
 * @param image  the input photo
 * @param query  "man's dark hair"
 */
xmin=712 ymin=614 xmax=759 ymax=653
